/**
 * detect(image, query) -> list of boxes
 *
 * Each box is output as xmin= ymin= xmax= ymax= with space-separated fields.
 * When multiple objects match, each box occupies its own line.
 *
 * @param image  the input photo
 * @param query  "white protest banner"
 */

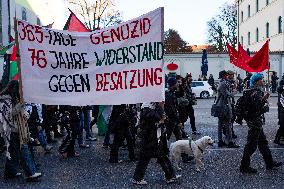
xmin=17 ymin=8 xmax=164 ymax=105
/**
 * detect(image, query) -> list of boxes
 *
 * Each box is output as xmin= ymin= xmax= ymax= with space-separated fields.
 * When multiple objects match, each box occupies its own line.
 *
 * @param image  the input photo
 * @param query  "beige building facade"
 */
xmin=237 ymin=0 xmax=284 ymax=52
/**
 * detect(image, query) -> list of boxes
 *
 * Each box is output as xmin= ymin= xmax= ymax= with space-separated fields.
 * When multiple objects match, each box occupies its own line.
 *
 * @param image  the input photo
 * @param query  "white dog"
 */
xmin=169 ymin=136 xmax=214 ymax=171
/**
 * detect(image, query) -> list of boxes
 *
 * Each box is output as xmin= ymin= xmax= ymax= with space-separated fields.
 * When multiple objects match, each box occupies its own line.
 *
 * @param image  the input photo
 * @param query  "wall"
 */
xmin=164 ymin=52 xmax=284 ymax=80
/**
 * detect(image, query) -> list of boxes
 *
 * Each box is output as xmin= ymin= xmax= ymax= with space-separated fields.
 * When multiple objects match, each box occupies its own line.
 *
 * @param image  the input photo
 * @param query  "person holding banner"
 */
xmin=1 ymin=81 xmax=42 ymax=181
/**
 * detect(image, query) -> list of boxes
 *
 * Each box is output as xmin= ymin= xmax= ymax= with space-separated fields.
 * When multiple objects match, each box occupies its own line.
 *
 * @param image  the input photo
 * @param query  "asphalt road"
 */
xmin=1 ymin=97 xmax=284 ymax=189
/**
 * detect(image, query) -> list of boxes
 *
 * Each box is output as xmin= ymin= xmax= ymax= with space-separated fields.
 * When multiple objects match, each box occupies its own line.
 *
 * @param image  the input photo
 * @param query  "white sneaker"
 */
xmin=27 ymin=173 xmax=42 ymax=179
xmin=132 ymin=179 xmax=147 ymax=185
xmin=166 ymin=175 xmax=181 ymax=184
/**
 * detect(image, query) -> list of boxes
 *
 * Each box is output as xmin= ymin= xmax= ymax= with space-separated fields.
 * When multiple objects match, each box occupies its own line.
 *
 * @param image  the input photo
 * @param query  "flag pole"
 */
xmin=267 ymin=40 xmax=270 ymax=92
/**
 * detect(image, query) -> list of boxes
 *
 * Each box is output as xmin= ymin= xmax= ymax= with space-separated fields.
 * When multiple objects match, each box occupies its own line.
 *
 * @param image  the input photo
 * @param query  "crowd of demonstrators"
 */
xmin=2 ymin=72 xmax=284 ymax=184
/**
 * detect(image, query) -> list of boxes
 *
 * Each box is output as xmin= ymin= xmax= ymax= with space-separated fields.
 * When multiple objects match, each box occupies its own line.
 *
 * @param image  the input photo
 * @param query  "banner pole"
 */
xmin=161 ymin=7 xmax=165 ymax=101
xmin=13 ymin=17 xmax=24 ymax=103
xmin=14 ymin=17 xmax=27 ymax=146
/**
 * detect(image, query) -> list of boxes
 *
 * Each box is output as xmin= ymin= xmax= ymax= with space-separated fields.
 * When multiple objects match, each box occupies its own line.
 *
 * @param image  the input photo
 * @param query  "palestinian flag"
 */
xmin=0 ymin=42 xmax=15 ymax=55
xmin=9 ymin=45 xmax=19 ymax=81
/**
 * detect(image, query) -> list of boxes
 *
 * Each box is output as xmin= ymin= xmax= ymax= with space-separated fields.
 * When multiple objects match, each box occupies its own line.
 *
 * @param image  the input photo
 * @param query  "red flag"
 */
xmin=246 ymin=40 xmax=269 ymax=72
xmin=226 ymin=43 xmax=250 ymax=71
xmin=227 ymin=41 xmax=269 ymax=72
xmin=63 ymin=10 xmax=90 ymax=32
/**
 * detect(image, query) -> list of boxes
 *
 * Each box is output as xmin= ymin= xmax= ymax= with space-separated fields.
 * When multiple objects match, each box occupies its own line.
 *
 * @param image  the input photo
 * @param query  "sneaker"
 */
xmin=218 ymin=140 xmax=226 ymax=147
xmin=227 ymin=142 xmax=240 ymax=148
xmin=266 ymin=161 xmax=283 ymax=170
xmin=166 ymin=175 xmax=181 ymax=184
xmin=240 ymin=167 xmax=257 ymax=174
xmin=132 ymin=179 xmax=147 ymax=185
xmin=86 ymin=136 xmax=97 ymax=141
xmin=27 ymin=173 xmax=42 ymax=180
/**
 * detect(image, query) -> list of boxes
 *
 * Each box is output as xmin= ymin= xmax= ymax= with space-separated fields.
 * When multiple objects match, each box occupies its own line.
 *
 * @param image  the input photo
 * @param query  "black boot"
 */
xmin=240 ymin=166 xmax=257 ymax=174
xmin=218 ymin=140 xmax=226 ymax=147
xmin=266 ymin=161 xmax=283 ymax=170
xmin=227 ymin=142 xmax=240 ymax=148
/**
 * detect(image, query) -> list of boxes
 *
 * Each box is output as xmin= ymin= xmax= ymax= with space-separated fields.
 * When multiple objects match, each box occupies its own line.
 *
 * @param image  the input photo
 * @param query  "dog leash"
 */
xmin=189 ymin=137 xmax=204 ymax=154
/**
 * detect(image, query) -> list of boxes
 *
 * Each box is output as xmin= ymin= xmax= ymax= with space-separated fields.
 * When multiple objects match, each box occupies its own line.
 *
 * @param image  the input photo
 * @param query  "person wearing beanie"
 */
xmin=240 ymin=73 xmax=282 ymax=173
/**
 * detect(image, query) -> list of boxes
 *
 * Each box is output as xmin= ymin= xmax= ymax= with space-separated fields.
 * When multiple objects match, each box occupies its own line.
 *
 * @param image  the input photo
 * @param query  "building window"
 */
xmin=256 ymin=28 xmax=259 ymax=42
xmin=248 ymin=5 xmax=251 ymax=18
xmin=256 ymin=0 xmax=259 ymax=12
xmin=22 ymin=7 xmax=27 ymax=21
xmin=266 ymin=22 xmax=270 ymax=38
xmin=37 ymin=17 xmax=41 ymax=25
xmin=241 ymin=11 xmax=244 ymax=22
xmin=278 ymin=16 xmax=283 ymax=33
xmin=248 ymin=32 xmax=251 ymax=45
xmin=266 ymin=0 xmax=269 ymax=6
xmin=241 ymin=36 xmax=244 ymax=45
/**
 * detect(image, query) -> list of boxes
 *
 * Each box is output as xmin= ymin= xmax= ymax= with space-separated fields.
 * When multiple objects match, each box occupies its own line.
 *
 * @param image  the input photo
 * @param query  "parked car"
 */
xmin=191 ymin=81 xmax=214 ymax=99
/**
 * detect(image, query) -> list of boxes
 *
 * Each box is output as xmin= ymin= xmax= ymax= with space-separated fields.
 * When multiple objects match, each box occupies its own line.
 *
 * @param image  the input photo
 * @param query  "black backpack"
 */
xmin=235 ymin=89 xmax=253 ymax=119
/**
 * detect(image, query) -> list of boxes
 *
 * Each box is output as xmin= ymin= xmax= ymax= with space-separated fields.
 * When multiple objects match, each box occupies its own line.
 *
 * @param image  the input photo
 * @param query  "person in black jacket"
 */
xmin=240 ymin=73 xmax=282 ymax=173
xmin=274 ymin=79 xmax=284 ymax=145
xmin=165 ymin=77 xmax=182 ymax=141
xmin=271 ymin=71 xmax=279 ymax=93
xmin=132 ymin=102 xmax=180 ymax=185
xmin=58 ymin=106 xmax=80 ymax=158
xmin=109 ymin=105 xmax=136 ymax=163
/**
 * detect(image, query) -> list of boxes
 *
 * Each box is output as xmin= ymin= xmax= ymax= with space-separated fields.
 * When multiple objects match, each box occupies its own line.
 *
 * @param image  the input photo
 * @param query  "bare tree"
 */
xmin=65 ymin=0 xmax=122 ymax=30
xmin=206 ymin=3 xmax=237 ymax=52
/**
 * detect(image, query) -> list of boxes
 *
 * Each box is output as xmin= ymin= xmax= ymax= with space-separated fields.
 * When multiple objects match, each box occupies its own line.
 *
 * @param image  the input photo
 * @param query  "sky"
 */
xmin=116 ymin=0 xmax=234 ymax=45
xmin=23 ymin=0 xmax=234 ymax=45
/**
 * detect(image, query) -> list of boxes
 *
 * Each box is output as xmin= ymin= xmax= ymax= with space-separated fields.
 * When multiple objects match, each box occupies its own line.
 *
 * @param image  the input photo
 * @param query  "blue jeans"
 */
xmin=38 ymin=129 xmax=48 ymax=148
xmin=21 ymin=144 xmax=36 ymax=176
xmin=76 ymin=118 xmax=84 ymax=145
xmin=5 ymin=132 xmax=36 ymax=177
xmin=81 ymin=110 xmax=91 ymax=137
